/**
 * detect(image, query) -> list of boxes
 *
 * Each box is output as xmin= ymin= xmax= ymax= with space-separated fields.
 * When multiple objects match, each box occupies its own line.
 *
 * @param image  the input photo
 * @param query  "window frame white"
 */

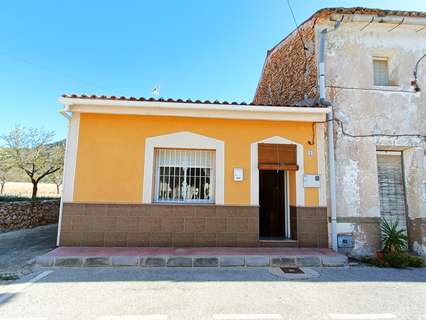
xmin=153 ymin=148 xmax=215 ymax=204
xmin=373 ymin=57 xmax=390 ymax=86
xmin=142 ymin=131 xmax=224 ymax=205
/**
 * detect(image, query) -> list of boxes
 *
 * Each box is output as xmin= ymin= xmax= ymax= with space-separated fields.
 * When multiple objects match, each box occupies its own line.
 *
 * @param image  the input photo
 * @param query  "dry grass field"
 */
xmin=1 ymin=182 xmax=61 ymax=198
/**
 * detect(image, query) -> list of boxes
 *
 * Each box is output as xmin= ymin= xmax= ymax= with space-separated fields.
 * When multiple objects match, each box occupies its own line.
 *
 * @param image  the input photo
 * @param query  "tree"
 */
xmin=47 ymin=143 xmax=65 ymax=195
xmin=2 ymin=127 xmax=65 ymax=200
xmin=0 ymin=149 xmax=13 ymax=194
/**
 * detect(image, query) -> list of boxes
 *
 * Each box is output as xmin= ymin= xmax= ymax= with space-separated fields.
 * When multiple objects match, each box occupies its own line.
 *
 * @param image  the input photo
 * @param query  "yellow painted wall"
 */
xmin=73 ymin=113 xmax=320 ymax=206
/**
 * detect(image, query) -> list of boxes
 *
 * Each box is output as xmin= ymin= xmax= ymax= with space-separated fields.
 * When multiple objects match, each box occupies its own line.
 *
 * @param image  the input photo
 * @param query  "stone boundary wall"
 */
xmin=0 ymin=200 xmax=60 ymax=231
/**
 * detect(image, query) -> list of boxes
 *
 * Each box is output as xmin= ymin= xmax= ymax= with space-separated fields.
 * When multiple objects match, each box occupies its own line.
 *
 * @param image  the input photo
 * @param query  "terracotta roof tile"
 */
xmin=61 ymin=94 xmax=325 ymax=108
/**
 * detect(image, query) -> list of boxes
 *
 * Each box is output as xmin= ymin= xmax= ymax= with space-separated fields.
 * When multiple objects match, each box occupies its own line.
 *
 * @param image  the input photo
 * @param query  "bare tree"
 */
xmin=47 ymin=142 xmax=65 ymax=194
xmin=0 ymin=150 xmax=13 ymax=194
xmin=2 ymin=127 xmax=65 ymax=200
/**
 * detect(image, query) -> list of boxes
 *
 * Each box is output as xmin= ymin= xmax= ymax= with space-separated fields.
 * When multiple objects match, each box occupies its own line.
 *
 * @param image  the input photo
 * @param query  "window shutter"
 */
xmin=377 ymin=152 xmax=407 ymax=233
xmin=258 ymin=143 xmax=298 ymax=170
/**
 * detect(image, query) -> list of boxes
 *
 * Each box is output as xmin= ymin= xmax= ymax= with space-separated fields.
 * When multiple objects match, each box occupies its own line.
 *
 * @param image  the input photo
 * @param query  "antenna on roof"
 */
xmin=152 ymin=85 xmax=160 ymax=97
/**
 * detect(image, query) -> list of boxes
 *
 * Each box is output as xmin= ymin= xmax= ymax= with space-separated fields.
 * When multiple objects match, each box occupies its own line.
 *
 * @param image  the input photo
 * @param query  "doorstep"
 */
xmin=36 ymin=247 xmax=348 ymax=268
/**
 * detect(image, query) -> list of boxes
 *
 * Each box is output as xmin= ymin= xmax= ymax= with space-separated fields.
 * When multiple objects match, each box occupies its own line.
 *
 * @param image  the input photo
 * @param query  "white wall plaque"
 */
xmin=233 ymin=168 xmax=244 ymax=181
xmin=303 ymin=174 xmax=320 ymax=188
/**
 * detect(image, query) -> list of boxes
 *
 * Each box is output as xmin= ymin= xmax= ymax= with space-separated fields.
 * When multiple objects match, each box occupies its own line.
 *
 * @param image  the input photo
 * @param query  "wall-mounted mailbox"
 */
xmin=303 ymin=174 xmax=320 ymax=188
xmin=233 ymin=168 xmax=244 ymax=181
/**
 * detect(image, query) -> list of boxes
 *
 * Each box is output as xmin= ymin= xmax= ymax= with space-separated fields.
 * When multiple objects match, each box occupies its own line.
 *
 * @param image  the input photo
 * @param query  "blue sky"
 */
xmin=1 ymin=0 xmax=426 ymax=139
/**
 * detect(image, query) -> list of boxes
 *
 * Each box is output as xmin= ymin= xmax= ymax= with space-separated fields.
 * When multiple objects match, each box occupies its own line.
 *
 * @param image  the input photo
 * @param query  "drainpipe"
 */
xmin=56 ymin=108 xmax=72 ymax=246
xmin=319 ymin=21 xmax=341 ymax=252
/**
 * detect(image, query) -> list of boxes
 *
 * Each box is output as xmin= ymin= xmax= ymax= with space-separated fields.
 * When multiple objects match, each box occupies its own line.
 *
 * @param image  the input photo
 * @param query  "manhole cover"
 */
xmin=280 ymin=267 xmax=304 ymax=274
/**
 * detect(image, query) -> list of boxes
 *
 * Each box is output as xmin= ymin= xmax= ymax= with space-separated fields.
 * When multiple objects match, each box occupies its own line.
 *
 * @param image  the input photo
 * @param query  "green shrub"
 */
xmin=383 ymin=253 xmax=410 ymax=268
xmin=0 ymin=273 xmax=19 ymax=281
xmin=0 ymin=195 xmax=59 ymax=203
xmin=407 ymin=255 xmax=425 ymax=268
xmin=360 ymin=256 xmax=387 ymax=268
xmin=361 ymin=254 xmax=425 ymax=268
xmin=380 ymin=218 xmax=408 ymax=254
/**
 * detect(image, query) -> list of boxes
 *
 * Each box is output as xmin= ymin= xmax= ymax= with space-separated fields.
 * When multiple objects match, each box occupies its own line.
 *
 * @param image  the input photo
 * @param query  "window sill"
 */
xmin=152 ymin=201 xmax=215 ymax=206
xmin=372 ymin=85 xmax=402 ymax=90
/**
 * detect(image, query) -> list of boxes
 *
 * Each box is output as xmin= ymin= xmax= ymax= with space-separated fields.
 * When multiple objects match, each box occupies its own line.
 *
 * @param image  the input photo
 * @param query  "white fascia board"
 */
xmin=58 ymin=98 xmax=329 ymax=122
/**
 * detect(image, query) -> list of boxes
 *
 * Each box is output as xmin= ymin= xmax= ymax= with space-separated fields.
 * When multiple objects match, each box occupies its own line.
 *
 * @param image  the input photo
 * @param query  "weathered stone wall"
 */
xmin=253 ymin=19 xmax=318 ymax=106
xmin=254 ymin=10 xmax=426 ymax=256
xmin=0 ymin=200 xmax=60 ymax=231
xmin=319 ymin=20 xmax=426 ymax=256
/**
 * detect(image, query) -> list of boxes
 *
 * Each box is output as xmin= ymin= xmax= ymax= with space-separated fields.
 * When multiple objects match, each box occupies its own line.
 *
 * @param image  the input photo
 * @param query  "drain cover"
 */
xmin=280 ymin=267 xmax=304 ymax=274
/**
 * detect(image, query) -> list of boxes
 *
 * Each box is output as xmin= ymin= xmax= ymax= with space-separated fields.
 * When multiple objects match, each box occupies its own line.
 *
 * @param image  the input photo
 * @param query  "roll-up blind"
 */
xmin=377 ymin=152 xmax=407 ymax=233
xmin=258 ymin=143 xmax=298 ymax=170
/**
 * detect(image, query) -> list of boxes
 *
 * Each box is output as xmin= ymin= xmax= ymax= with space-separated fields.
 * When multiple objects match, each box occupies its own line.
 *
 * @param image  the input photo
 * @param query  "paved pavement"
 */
xmin=0 ymin=224 xmax=57 ymax=275
xmin=0 ymin=266 xmax=425 ymax=320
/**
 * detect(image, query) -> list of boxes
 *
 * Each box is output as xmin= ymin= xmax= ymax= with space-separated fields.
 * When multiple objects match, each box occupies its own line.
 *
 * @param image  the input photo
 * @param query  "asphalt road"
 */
xmin=0 ymin=224 xmax=57 ymax=275
xmin=0 ymin=266 xmax=425 ymax=320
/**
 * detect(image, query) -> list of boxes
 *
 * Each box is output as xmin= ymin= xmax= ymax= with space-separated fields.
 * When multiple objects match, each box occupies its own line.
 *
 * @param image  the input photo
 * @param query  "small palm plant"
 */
xmin=380 ymin=218 xmax=408 ymax=254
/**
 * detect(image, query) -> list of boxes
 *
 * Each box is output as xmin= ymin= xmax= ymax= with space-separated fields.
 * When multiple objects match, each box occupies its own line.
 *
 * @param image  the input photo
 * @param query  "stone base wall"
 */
xmin=408 ymin=218 xmax=426 ymax=256
xmin=337 ymin=217 xmax=426 ymax=256
xmin=291 ymin=206 xmax=329 ymax=248
xmin=0 ymin=200 xmax=60 ymax=231
xmin=60 ymin=203 xmax=260 ymax=247
xmin=60 ymin=203 xmax=331 ymax=248
xmin=338 ymin=217 xmax=382 ymax=256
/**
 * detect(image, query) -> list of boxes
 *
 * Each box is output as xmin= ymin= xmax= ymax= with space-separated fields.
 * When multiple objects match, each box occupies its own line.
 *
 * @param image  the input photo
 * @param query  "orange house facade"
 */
xmin=57 ymin=95 xmax=330 ymax=248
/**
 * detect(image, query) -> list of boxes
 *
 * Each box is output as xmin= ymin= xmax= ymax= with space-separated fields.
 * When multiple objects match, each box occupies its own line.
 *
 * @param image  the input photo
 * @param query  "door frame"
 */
xmin=258 ymin=169 xmax=291 ymax=240
xmin=376 ymin=150 xmax=410 ymax=240
xmin=250 ymin=136 xmax=304 ymax=207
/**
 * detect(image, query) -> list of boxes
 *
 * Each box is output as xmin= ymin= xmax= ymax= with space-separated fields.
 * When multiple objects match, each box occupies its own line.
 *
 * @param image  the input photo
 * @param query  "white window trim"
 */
xmin=153 ymin=148 xmax=215 ymax=204
xmin=143 ymin=131 xmax=224 ymax=204
xmin=250 ymin=136 xmax=305 ymax=206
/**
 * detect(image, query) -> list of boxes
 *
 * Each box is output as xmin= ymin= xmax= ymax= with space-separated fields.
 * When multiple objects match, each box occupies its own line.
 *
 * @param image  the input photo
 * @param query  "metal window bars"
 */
xmin=154 ymin=148 xmax=215 ymax=203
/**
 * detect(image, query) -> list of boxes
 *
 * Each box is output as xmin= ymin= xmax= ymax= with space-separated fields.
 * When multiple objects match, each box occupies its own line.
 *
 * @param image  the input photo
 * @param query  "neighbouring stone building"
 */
xmin=255 ymin=7 xmax=426 ymax=256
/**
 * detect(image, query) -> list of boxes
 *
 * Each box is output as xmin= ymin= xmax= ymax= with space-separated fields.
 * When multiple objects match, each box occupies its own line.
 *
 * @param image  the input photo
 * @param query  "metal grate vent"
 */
xmin=280 ymin=267 xmax=304 ymax=274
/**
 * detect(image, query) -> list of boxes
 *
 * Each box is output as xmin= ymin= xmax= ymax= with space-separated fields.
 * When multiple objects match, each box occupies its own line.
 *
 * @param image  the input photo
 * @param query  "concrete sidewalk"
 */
xmin=36 ymin=246 xmax=348 ymax=268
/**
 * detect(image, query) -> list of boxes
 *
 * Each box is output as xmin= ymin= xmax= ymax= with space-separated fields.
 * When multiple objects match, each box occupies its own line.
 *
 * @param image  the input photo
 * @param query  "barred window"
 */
xmin=153 ymin=149 xmax=215 ymax=203
xmin=373 ymin=58 xmax=390 ymax=86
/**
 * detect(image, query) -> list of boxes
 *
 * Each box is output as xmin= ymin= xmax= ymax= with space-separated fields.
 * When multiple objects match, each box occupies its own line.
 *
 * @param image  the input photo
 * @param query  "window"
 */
xmin=376 ymin=151 xmax=408 ymax=233
xmin=153 ymin=148 xmax=215 ymax=203
xmin=373 ymin=57 xmax=390 ymax=86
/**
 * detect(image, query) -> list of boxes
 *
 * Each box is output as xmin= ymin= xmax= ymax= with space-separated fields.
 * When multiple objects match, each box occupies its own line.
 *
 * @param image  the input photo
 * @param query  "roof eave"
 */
xmin=59 ymin=97 xmax=329 ymax=122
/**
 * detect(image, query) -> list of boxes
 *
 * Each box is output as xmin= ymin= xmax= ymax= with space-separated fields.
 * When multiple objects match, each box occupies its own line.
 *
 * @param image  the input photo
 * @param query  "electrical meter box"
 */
xmin=337 ymin=234 xmax=353 ymax=248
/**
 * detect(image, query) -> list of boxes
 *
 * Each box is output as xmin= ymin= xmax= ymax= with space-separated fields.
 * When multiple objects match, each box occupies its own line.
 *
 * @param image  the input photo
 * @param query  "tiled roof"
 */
xmin=61 ymin=94 xmax=325 ymax=108
xmin=316 ymin=7 xmax=426 ymax=18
